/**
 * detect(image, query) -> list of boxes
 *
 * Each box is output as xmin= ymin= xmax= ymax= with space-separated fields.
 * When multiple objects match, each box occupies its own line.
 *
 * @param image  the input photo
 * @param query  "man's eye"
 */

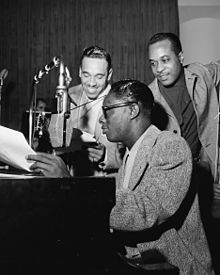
xmin=96 ymin=75 xmax=103 ymax=79
xmin=150 ymin=62 xmax=157 ymax=67
xmin=162 ymin=58 xmax=169 ymax=63
xmin=83 ymin=73 xmax=89 ymax=77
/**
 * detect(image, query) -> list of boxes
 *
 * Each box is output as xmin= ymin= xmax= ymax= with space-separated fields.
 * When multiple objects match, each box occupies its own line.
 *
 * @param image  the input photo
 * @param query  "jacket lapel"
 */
xmin=69 ymin=84 xmax=83 ymax=106
xmin=128 ymin=125 xmax=161 ymax=190
xmin=149 ymin=79 xmax=181 ymax=133
xmin=150 ymin=79 xmax=176 ymax=121
xmin=184 ymin=66 xmax=209 ymax=117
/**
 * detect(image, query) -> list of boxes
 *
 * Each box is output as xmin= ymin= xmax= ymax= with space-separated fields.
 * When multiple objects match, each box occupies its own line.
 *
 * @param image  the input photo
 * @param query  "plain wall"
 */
xmin=178 ymin=0 xmax=220 ymax=65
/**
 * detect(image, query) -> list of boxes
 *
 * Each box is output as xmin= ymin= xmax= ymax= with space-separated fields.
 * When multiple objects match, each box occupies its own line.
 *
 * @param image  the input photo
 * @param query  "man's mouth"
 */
xmin=87 ymin=86 xmax=97 ymax=91
xmin=101 ymin=126 xmax=108 ymax=134
xmin=158 ymin=74 xmax=168 ymax=81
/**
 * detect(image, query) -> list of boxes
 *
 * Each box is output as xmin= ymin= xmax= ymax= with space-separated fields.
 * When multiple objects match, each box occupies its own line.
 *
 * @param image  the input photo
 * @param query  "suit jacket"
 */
xmin=149 ymin=61 xmax=220 ymax=180
xmin=48 ymin=84 xmax=123 ymax=175
xmin=110 ymin=125 xmax=213 ymax=274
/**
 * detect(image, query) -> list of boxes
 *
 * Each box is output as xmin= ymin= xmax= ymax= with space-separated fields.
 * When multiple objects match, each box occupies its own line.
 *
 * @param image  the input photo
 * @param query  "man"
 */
xmin=147 ymin=32 xmax=220 ymax=199
xmin=27 ymin=80 xmax=213 ymax=274
xmin=147 ymin=32 xmax=220 ymax=272
xmin=101 ymin=80 xmax=213 ymax=274
xmin=48 ymin=46 xmax=123 ymax=176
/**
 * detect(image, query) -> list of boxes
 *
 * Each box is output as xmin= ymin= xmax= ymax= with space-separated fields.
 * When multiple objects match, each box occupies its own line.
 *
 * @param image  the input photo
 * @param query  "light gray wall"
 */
xmin=178 ymin=0 xmax=220 ymax=64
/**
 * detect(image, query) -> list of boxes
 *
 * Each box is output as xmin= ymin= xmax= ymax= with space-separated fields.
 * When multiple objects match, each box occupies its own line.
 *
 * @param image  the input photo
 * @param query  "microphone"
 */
xmin=65 ymin=66 xmax=72 ymax=88
xmin=33 ymin=56 xmax=61 ymax=84
xmin=0 ymin=68 xmax=8 ymax=86
xmin=0 ymin=68 xmax=8 ymax=80
xmin=45 ymin=56 xmax=60 ymax=72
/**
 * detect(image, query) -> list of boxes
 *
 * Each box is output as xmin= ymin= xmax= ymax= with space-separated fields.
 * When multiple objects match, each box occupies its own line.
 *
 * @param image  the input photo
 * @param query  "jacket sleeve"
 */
xmin=204 ymin=60 xmax=220 ymax=88
xmin=110 ymin=136 xmax=192 ymax=231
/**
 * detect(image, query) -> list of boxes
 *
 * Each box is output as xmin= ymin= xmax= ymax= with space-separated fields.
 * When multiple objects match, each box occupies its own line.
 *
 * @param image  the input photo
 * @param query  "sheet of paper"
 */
xmin=80 ymin=131 xmax=97 ymax=143
xmin=0 ymin=126 xmax=36 ymax=172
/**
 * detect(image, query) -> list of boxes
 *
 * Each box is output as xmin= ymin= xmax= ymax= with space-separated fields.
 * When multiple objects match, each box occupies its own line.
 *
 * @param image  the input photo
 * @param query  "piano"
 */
xmin=0 ymin=176 xmax=116 ymax=274
xmin=0 ymin=175 xmax=179 ymax=275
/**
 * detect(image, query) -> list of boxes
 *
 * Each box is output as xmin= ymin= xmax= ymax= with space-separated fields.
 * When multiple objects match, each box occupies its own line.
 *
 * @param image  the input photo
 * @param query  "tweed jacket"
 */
xmin=110 ymin=125 xmax=213 ymax=274
xmin=149 ymin=61 xmax=220 ymax=180
xmin=49 ymin=84 xmax=122 ymax=174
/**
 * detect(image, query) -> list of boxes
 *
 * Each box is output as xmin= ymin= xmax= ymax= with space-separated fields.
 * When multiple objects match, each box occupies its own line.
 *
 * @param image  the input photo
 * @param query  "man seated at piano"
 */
xmin=27 ymin=79 xmax=213 ymax=274
xmin=48 ymin=45 xmax=123 ymax=176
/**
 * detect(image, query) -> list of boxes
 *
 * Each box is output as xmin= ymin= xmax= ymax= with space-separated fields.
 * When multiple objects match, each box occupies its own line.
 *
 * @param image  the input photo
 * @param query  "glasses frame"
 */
xmin=102 ymin=101 xmax=137 ymax=119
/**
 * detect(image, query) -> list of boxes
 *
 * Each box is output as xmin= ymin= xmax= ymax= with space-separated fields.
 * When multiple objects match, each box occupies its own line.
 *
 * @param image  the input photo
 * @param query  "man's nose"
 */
xmin=156 ymin=61 xmax=164 ymax=73
xmin=88 ymin=76 xmax=97 ymax=86
xmin=99 ymin=113 xmax=105 ymax=124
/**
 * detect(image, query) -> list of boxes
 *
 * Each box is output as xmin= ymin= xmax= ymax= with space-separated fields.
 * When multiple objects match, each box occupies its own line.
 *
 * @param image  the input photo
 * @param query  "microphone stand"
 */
xmin=29 ymin=81 xmax=38 ymax=147
xmin=0 ymin=69 xmax=8 ymax=125
xmin=0 ymin=78 xmax=3 ymax=124
xmin=0 ymin=69 xmax=9 ymax=125
xmin=29 ymin=56 xmax=60 ymax=147
xmin=55 ymin=59 xmax=71 ymax=148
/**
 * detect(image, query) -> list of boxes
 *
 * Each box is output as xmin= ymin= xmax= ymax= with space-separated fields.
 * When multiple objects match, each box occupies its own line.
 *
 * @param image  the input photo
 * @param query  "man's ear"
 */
xmin=130 ymin=103 xmax=139 ymax=119
xmin=107 ymin=68 xmax=113 ymax=82
xmin=178 ymin=51 xmax=184 ymax=64
xmin=79 ymin=67 xmax=82 ymax=78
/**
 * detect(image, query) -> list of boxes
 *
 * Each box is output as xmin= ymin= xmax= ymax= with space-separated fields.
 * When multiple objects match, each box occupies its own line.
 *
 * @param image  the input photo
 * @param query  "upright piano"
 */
xmin=0 ymin=176 xmax=117 ymax=274
xmin=0 ymin=175 xmax=179 ymax=275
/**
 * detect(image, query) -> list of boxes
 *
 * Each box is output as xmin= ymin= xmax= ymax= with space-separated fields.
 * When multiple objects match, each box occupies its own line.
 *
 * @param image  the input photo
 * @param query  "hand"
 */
xmin=85 ymin=142 xmax=106 ymax=163
xmin=26 ymin=152 xmax=71 ymax=178
xmin=213 ymin=183 xmax=220 ymax=200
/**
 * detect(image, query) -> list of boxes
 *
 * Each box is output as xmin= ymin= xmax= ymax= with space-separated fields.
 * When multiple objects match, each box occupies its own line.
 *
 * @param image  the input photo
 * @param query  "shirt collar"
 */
xmin=127 ymin=126 xmax=151 ymax=156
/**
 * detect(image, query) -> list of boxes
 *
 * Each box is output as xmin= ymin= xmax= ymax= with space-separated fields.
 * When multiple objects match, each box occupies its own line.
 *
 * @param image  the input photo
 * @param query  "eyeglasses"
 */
xmin=102 ymin=101 xmax=137 ymax=119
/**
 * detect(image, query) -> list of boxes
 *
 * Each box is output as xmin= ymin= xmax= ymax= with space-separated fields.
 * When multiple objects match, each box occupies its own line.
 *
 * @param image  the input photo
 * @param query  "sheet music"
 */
xmin=80 ymin=131 xmax=97 ymax=143
xmin=0 ymin=126 xmax=36 ymax=172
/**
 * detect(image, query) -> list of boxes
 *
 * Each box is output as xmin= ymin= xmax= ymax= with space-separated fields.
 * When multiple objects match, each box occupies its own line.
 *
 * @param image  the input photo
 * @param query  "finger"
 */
xmin=30 ymin=160 xmax=52 ymax=173
xmin=27 ymin=153 xmax=56 ymax=162
xmin=88 ymin=155 xmax=96 ymax=163
xmin=30 ymin=167 xmax=44 ymax=175
xmin=33 ymin=152 xmax=58 ymax=162
xmin=87 ymin=147 xmax=103 ymax=156
xmin=214 ymin=194 xmax=220 ymax=200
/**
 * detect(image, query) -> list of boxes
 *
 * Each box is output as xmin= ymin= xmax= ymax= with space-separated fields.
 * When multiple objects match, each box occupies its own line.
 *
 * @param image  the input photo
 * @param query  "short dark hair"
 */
xmin=80 ymin=45 xmax=112 ymax=71
xmin=147 ymin=32 xmax=182 ymax=56
xmin=110 ymin=79 xmax=154 ymax=114
xmin=36 ymin=97 xmax=46 ymax=105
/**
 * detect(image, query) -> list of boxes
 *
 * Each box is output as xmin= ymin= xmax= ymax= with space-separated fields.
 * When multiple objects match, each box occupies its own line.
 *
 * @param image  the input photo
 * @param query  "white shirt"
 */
xmin=78 ymin=84 xmax=111 ymax=135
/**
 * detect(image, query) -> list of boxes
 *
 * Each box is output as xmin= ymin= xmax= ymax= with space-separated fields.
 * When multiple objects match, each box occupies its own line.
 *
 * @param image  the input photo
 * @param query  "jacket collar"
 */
xmin=149 ymin=68 xmax=198 ymax=117
xmin=184 ymin=66 xmax=197 ymax=98
xmin=119 ymin=125 xmax=161 ymax=190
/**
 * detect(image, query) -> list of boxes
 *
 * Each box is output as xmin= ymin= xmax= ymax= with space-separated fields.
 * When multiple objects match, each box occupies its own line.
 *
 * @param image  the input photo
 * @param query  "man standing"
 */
xmin=49 ymin=46 xmax=123 ymax=176
xmin=147 ymin=32 xmax=220 ymax=271
xmin=147 ymin=32 xmax=220 ymax=198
